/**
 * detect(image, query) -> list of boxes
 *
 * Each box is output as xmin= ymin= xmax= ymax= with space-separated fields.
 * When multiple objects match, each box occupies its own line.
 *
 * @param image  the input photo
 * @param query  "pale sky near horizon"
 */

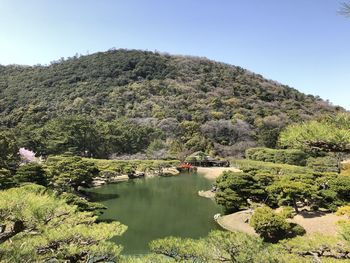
xmin=0 ymin=0 xmax=349 ymax=109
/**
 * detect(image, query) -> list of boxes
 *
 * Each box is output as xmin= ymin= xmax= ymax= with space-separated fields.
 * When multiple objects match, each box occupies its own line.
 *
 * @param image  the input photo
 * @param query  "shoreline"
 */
xmin=216 ymin=210 xmax=257 ymax=236
xmin=92 ymin=165 xmax=241 ymax=187
xmin=92 ymin=167 xmax=180 ymax=187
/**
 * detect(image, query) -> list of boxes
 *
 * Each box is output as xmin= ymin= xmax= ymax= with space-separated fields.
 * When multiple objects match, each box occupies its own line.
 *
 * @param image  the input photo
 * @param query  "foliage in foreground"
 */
xmin=149 ymin=231 xmax=269 ymax=262
xmin=277 ymin=234 xmax=350 ymax=262
xmin=124 ymin=230 xmax=350 ymax=262
xmin=0 ymin=184 xmax=126 ymax=262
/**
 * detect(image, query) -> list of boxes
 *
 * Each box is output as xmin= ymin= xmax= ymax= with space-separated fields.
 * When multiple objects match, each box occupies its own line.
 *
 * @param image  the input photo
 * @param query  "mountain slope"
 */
xmin=0 ymin=49 xmax=342 ymax=156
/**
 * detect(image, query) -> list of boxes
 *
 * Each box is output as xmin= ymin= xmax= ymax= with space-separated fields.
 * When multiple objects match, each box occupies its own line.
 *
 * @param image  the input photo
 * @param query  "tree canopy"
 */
xmin=279 ymin=113 xmax=350 ymax=153
xmin=0 ymin=131 xmax=19 ymax=171
xmin=14 ymin=162 xmax=47 ymax=186
xmin=0 ymin=185 xmax=126 ymax=262
xmin=46 ymin=156 xmax=99 ymax=192
xmin=340 ymin=2 xmax=350 ymax=17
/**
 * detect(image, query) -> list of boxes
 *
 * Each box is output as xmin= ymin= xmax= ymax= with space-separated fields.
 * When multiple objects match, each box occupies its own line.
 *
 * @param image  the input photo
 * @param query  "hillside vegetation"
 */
xmin=0 ymin=49 xmax=343 ymax=158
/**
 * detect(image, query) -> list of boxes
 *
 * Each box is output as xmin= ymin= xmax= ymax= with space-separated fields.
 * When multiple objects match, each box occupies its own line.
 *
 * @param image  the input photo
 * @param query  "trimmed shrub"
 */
xmin=245 ymin=147 xmax=308 ymax=166
xmin=231 ymin=159 xmax=310 ymax=175
xmin=250 ymin=206 xmax=305 ymax=242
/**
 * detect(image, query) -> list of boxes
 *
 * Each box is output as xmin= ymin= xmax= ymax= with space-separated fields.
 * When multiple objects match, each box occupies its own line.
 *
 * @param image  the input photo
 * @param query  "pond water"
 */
xmin=87 ymin=173 xmax=223 ymax=254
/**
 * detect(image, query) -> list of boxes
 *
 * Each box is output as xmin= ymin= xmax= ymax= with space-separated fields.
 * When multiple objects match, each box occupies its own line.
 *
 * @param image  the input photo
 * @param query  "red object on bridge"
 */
xmin=178 ymin=163 xmax=193 ymax=169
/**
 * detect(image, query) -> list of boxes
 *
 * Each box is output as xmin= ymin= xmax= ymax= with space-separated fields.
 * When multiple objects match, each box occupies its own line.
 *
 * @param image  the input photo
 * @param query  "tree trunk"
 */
xmin=335 ymin=152 xmax=344 ymax=174
xmin=293 ymin=198 xmax=299 ymax=214
xmin=0 ymin=221 xmax=25 ymax=244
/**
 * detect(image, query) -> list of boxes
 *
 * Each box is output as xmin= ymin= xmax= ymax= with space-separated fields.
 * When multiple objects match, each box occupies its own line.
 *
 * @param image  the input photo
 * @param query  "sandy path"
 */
xmin=289 ymin=211 xmax=347 ymax=235
xmin=197 ymin=167 xmax=241 ymax=180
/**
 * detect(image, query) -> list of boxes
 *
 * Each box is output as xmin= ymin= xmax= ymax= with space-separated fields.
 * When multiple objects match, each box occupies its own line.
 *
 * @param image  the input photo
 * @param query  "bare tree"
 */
xmin=201 ymin=119 xmax=253 ymax=146
xmin=339 ymin=2 xmax=350 ymax=17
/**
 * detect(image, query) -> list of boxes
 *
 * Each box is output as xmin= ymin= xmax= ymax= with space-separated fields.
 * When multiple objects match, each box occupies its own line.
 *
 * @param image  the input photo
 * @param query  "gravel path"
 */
xmin=289 ymin=211 xmax=347 ymax=235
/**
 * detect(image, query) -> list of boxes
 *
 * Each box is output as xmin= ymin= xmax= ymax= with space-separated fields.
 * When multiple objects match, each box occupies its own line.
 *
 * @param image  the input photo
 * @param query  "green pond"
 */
xmin=87 ymin=173 xmax=223 ymax=255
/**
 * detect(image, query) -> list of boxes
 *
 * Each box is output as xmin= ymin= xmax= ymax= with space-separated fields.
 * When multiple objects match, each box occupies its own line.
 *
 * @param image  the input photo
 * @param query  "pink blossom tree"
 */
xmin=19 ymin=148 xmax=38 ymax=163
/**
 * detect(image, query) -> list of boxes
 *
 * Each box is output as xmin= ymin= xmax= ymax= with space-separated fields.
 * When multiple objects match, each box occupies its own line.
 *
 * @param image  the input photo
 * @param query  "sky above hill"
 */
xmin=0 ymin=0 xmax=349 ymax=109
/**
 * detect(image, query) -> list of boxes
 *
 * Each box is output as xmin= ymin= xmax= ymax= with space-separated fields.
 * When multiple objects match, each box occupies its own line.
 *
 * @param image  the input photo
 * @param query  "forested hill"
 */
xmin=0 ymin=49 xmax=343 ymax=157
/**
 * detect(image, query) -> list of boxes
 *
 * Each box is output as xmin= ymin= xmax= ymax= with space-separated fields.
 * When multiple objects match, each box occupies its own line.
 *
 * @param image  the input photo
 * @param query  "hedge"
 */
xmin=307 ymin=156 xmax=339 ymax=173
xmin=231 ymin=159 xmax=310 ymax=175
xmin=245 ymin=148 xmax=308 ymax=166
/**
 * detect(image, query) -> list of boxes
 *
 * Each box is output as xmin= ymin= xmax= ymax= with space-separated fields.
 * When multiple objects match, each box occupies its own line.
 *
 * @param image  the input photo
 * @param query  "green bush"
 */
xmin=245 ymin=148 xmax=308 ymax=166
xmin=250 ymin=206 xmax=305 ymax=242
xmin=250 ymin=206 xmax=290 ymax=242
xmin=246 ymin=147 xmax=274 ymax=162
xmin=289 ymin=223 xmax=306 ymax=237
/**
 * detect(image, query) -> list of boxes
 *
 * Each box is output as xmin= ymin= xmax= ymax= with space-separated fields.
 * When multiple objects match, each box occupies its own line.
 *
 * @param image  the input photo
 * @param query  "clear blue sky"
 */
xmin=1 ymin=0 xmax=349 ymax=109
